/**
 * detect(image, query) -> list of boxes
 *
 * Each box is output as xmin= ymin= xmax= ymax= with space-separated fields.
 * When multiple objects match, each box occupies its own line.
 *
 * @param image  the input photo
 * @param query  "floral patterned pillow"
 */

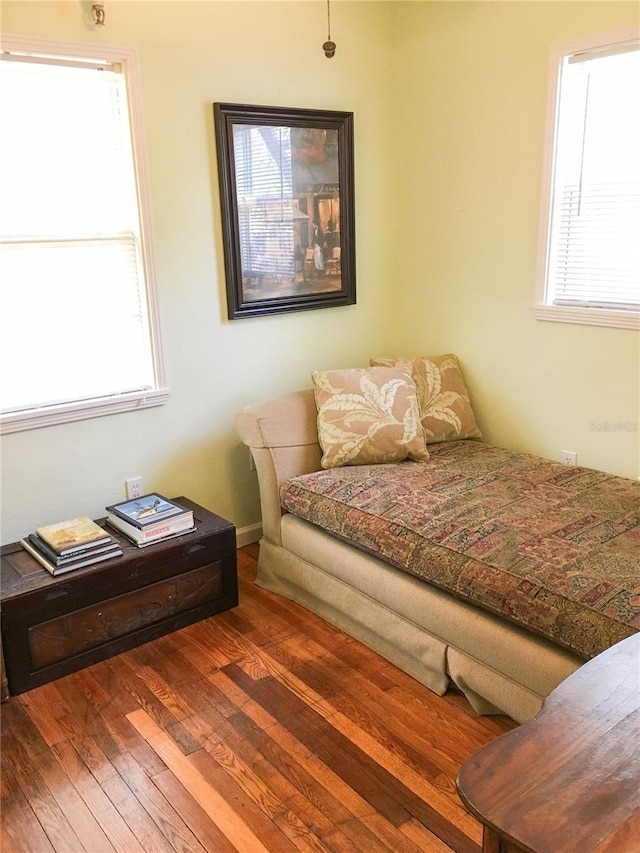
xmin=370 ymin=355 xmax=482 ymax=444
xmin=312 ymin=366 xmax=429 ymax=469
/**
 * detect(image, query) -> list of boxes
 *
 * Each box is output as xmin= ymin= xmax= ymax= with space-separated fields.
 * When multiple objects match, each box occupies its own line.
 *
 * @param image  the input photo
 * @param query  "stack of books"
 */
xmin=21 ymin=516 xmax=122 ymax=576
xmin=105 ymin=493 xmax=194 ymax=547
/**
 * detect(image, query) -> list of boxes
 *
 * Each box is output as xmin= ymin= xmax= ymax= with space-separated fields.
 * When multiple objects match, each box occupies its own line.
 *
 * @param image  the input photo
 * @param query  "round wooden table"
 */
xmin=457 ymin=632 xmax=640 ymax=853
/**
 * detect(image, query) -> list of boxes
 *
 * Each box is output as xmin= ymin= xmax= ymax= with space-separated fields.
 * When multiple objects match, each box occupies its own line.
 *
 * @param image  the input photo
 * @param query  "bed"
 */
xmin=236 ymin=362 xmax=639 ymax=723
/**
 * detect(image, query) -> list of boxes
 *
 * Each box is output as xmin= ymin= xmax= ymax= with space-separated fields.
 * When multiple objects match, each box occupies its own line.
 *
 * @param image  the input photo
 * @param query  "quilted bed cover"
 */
xmin=280 ymin=441 xmax=640 ymax=660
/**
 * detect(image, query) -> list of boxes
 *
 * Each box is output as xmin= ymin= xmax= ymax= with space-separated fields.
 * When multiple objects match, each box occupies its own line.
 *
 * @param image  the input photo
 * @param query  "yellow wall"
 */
xmin=1 ymin=1 xmax=638 ymax=544
xmin=0 ymin=1 xmax=401 ymax=543
xmin=394 ymin=1 xmax=639 ymax=478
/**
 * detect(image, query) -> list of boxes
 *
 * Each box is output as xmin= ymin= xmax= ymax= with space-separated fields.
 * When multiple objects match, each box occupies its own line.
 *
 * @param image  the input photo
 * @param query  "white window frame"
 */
xmin=0 ymin=35 xmax=168 ymax=434
xmin=533 ymin=28 xmax=640 ymax=330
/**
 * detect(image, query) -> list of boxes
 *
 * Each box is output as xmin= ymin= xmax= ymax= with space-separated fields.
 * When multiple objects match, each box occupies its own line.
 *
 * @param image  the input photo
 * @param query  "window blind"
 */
xmin=552 ymin=182 xmax=639 ymax=309
xmin=0 ymin=53 xmax=155 ymax=414
xmin=546 ymin=44 xmax=640 ymax=312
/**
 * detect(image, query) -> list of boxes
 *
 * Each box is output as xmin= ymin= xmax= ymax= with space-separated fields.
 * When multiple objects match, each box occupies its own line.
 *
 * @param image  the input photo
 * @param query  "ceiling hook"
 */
xmin=91 ymin=3 xmax=105 ymax=27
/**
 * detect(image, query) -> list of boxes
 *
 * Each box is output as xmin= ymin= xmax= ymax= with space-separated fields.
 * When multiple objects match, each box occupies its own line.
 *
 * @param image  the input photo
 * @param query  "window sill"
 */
xmin=533 ymin=304 xmax=639 ymax=330
xmin=0 ymin=388 xmax=170 ymax=434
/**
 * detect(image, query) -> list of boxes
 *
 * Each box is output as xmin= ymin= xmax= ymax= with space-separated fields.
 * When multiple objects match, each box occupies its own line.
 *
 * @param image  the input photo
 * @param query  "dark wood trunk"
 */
xmin=1 ymin=499 xmax=237 ymax=695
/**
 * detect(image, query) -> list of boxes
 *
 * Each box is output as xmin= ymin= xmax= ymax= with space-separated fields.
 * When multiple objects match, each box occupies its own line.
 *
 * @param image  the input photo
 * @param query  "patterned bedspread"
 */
xmin=280 ymin=441 xmax=640 ymax=660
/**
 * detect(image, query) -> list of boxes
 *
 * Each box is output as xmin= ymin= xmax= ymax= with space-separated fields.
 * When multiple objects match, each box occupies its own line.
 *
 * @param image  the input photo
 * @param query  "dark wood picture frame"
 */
xmin=214 ymin=103 xmax=356 ymax=319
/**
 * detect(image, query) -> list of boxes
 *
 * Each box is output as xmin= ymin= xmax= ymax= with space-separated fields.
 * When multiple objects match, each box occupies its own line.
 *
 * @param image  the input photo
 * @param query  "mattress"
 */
xmin=280 ymin=441 xmax=640 ymax=660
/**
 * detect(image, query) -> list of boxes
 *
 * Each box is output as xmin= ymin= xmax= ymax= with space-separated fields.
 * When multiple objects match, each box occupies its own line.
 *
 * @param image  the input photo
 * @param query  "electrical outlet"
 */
xmin=125 ymin=476 xmax=144 ymax=499
xmin=561 ymin=450 xmax=577 ymax=466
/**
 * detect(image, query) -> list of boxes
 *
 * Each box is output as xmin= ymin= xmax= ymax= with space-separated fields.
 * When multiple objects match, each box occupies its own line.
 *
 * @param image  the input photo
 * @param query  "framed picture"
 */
xmin=214 ymin=103 xmax=356 ymax=319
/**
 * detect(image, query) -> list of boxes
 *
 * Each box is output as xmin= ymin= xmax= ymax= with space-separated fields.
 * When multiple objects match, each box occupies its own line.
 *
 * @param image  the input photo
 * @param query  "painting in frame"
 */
xmin=214 ymin=103 xmax=356 ymax=319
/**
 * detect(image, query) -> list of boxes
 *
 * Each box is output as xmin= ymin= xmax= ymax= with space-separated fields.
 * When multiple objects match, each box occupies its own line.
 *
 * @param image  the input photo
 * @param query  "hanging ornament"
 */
xmin=323 ymin=0 xmax=336 ymax=59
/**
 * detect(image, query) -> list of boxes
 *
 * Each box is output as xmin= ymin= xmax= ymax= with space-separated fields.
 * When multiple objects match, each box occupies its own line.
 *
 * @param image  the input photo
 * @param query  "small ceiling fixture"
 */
xmin=323 ymin=0 xmax=336 ymax=59
xmin=91 ymin=3 xmax=105 ymax=27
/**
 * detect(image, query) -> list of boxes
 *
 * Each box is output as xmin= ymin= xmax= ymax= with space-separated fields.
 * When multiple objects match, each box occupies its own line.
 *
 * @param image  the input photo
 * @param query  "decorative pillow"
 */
xmin=370 ymin=354 xmax=482 ymax=444
xmin=312 ymin=366 xmax=429 ymax=469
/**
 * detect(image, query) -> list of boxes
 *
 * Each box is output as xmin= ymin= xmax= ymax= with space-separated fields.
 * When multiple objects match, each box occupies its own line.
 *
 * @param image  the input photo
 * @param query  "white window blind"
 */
xmin=233 ymin=125 xmax=295 ymax=279
xmin=0 ymin=38 xmax=167 ymax=432
xmin=535 ymin=32 xmax=640 ymax=328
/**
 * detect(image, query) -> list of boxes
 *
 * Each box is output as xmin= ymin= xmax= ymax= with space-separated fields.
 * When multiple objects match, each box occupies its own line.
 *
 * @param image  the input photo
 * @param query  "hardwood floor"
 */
xmin=1 ymin=544 xmax=515 ymax=853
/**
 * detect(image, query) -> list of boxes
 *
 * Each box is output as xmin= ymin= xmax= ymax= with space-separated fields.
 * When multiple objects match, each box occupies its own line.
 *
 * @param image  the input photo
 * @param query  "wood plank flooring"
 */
xmin=0 ymin=544 xmax=515 ymax=852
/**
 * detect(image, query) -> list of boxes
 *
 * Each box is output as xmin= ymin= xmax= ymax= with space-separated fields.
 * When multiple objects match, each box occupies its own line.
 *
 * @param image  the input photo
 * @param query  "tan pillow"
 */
xmin=312 ymin=366 xmax=429 ymax=469
xmin=370 ymin=354 xmax=482 ymax=444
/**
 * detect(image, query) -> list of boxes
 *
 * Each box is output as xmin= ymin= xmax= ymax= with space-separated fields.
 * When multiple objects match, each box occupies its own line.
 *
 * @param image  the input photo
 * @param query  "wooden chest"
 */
xmin=0 ymin=498 xmax=237 ymax=696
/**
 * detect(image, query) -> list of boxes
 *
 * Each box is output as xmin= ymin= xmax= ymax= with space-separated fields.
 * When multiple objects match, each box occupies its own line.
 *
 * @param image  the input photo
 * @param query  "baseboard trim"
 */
xmin=235 ymin=523 xmax=262 ymax=549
